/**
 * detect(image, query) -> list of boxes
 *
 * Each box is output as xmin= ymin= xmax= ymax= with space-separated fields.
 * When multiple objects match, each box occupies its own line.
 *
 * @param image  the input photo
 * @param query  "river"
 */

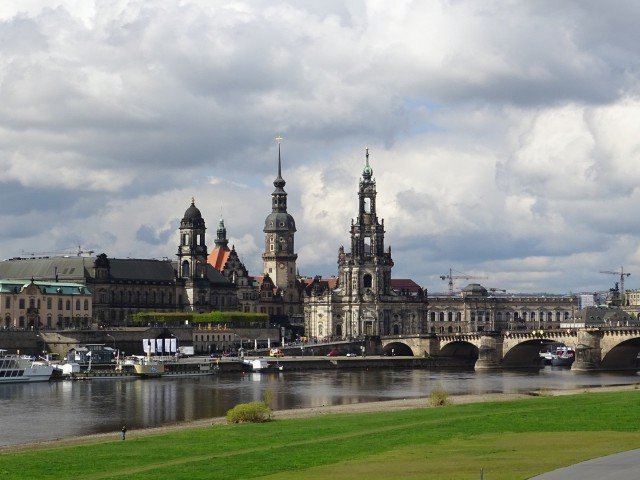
xmin=1 ymin=367 xmax=638 ymax=446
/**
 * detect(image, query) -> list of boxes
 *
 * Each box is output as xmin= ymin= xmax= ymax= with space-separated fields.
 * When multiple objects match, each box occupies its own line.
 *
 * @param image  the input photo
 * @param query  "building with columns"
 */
xmin=427 ymin=283 xmax=578 ymax=334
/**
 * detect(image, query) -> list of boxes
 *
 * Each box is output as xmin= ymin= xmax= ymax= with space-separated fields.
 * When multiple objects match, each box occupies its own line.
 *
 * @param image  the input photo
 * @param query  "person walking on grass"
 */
xmin=121 ymin=425 xmax=127 ymax=441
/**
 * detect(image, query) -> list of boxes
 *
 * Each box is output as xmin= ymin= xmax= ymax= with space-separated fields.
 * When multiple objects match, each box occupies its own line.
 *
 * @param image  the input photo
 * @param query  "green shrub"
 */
xmin=226 ymin=401 xmax=272 ymax=424
xmin=429 ymin=385 xmax=450 ymax=407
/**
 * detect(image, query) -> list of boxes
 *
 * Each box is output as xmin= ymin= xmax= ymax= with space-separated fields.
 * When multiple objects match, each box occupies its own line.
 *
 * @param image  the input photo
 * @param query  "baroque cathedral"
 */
xmin=303 ymin=150 xmax=428 ymax=339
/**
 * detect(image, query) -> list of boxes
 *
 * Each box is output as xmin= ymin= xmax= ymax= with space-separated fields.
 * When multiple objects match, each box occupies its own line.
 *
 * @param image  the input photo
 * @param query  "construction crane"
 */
xmin=600 ymin=266 xmax=631 ymax=297
xmin=440 ymin=268 xmax=488 ymax=295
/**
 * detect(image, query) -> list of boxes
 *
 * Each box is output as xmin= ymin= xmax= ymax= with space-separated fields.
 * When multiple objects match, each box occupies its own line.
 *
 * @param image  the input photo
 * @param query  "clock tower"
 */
xmin=262 ymin=140 xmax=298 ymax=302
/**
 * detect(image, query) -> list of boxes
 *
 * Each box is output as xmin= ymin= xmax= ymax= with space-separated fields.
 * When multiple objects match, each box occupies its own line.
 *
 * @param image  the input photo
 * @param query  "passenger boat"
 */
xmin=123 ymin=355 xmax=218 ymax=378
xmin=0 ymin=349 xmax=54 ymax=383
xmin=550 ymin=346 xmax=575 ymax=367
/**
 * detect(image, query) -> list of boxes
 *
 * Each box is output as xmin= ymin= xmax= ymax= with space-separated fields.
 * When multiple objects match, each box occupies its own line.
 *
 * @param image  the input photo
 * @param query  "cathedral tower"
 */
xmin=340 ymin=148 xmax=394 ymax=299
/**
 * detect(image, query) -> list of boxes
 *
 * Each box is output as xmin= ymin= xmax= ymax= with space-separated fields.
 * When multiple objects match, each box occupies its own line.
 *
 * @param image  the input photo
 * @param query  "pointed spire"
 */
xmin=362 ymin=147 xmax=373 ymax=180
xmin=274 ymin=135 xmax=286 ymax=189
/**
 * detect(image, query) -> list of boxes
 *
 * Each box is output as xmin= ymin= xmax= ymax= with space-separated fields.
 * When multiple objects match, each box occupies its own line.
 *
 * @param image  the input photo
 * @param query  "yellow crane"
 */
xmin=440 ymin=268 xmax=488 ymax=295
xmin=600 ymin=266 xmax=631 ymax=297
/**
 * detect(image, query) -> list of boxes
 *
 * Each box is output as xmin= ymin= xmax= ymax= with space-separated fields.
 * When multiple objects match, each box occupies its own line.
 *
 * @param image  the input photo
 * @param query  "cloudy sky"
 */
xmin=1 ymin=1 xmax=639 ymax=295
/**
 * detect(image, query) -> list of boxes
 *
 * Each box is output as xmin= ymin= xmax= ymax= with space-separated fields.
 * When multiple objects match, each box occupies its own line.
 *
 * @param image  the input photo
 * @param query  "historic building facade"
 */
xmin=427 ymin=283 xmax=578 ymax=334
xmin=304 ymin=150 xmax=429 ymax=340
xmin=0 ymin=279 xmax=92 ymax=330
xmin=0 ymin=200 xmax=237 ymax=326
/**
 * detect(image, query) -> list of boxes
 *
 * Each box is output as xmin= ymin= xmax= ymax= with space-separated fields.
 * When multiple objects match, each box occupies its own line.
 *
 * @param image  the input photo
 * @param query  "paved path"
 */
xmin=531 ymin=449 xmax=640 ymax=479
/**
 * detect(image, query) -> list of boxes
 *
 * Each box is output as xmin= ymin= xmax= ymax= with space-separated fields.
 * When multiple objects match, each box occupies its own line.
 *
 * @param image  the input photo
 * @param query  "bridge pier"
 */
xmin=474 ymin=335 xmax=503 ymax=370
xmin=572 ymin=329 xmax=603 ymax=371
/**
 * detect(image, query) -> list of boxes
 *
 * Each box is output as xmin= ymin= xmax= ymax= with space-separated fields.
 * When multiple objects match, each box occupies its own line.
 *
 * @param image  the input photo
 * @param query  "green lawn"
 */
xmin=2 ymin=391 xmax=640 ymax=479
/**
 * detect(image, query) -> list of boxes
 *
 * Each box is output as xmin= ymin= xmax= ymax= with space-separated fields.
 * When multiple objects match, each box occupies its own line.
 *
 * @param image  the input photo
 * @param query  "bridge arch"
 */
xmin=502 ymin=338 xmax=558 ymax=368
xmin=439 ymin=340 xmax=478 ymax=363
xmin=600 ymin=337 xmax=640 ymax=370
xmin=381 ymin=342 xmax=414 ymax=356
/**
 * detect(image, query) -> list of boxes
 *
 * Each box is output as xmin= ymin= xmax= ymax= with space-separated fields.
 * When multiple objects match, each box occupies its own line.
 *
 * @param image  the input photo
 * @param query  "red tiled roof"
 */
xmin=302 ymin=277 xmax=338 ymax=289
xmin=207 ymin=247 xmax=231 ymax=271
xmin=391 ymin=278 xmax=422 ymax=293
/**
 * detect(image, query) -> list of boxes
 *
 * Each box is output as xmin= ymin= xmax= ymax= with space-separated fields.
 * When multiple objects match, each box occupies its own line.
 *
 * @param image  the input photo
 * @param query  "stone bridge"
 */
xmin=379 ymin=328 xmax=640 ymax=371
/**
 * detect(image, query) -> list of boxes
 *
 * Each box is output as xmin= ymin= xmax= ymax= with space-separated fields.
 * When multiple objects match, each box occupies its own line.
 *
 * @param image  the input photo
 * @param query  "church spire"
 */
xmin=271 ymin=136 xmax=287 ymax=212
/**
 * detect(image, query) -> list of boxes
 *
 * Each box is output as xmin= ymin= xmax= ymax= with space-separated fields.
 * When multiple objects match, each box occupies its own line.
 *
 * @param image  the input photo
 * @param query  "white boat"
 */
xmin=0 ymin=349 xmax=54 ymax=383
xmin=550 ymin=346 xmax=575 ymax=367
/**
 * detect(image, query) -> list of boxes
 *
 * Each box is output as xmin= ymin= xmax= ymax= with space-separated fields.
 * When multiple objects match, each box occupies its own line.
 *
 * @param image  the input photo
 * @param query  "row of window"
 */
xmin=4 ymin=315 xmax=91 ymax=328
xmin=3 ymin=297 xmax=90 ymax=311
xmin=429 ymin=311 xmax=570 ymax=322
xmin=195 ymin=334 xmax=233 ymax=342
xmin=99 ymin=290 xmax=173 ymax=305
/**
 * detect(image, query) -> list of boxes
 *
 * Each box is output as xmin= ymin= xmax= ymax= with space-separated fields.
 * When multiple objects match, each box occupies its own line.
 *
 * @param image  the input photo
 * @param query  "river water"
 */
xmin=1 ymin=367 xmax=638 ymax=447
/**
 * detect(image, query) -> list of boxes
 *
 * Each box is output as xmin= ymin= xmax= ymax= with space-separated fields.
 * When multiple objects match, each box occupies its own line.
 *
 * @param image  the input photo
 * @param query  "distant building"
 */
xmin=0 ymin=199 xmax=236 ymax=326
xmin=0 ymin=278 xmax=92 ymax=330
xmin=427 ymin=285 xmax=578 ymax=333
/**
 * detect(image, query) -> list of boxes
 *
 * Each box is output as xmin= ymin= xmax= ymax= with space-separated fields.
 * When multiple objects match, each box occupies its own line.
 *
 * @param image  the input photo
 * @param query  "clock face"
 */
xmin=279 ymin=263 xmax=285 ymax=269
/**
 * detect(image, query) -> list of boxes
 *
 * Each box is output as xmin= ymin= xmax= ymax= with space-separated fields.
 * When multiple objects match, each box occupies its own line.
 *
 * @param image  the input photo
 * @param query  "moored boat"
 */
xmin=550 ymin=346 xmax=575 ymax=367
xmin=0 ymin=349 xmax=54 ymax=383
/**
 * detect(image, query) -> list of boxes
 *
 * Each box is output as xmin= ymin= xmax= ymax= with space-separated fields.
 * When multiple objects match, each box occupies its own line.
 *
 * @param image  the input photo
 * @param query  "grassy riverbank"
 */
xmin=2 ymin=390 xmax=640 ymax=479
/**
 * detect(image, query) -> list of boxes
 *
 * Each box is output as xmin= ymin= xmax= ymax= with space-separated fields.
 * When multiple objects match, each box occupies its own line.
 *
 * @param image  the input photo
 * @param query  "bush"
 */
xmin=226 ymin=402 xmax=272 ymax=424
xmin=429 ymin=385 xmax=450 ymax=407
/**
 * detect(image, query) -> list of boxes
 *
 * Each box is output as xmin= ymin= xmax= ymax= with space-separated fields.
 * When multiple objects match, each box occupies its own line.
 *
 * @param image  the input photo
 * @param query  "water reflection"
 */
xmin=0 ymin=367 xmax=637 ymax=446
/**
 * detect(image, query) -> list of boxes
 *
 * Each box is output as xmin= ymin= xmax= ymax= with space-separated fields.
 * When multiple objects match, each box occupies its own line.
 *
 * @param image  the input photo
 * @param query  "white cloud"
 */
xmin=1 ymin=1 xmax=640 ymax=294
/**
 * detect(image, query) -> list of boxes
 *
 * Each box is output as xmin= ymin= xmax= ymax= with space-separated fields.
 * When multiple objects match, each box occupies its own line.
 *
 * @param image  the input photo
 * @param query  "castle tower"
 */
xmin=177 ymin=198 xmax=208 ymax=281
xmin=262 ymin=140 xmax=299 ymax=304
xmin=214 ymin=217 xmax=229 ymax=250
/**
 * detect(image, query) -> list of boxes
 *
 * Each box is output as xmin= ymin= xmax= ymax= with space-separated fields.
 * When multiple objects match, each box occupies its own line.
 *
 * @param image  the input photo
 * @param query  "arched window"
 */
xmin=58 ymin=299 xmax=63 ymax=310
xmin=75 ymin=300 xmax=80 ymax=311
xmin=363 ymin=274 xmax=372 ymax=288
xmin=65 ymin=300 xmax=71 ymax=311
xmin=84 ymin=300 xmax=89 ymax=311
xmin=547 ymin=312 xmax=553 ymax=321
xmin=47 ymin=298 xmax=52 ymax=309
xmin=439 ymin=312 xmax=445 ymax=322
xmin=430 ymin=312 xmax=436 ymax=321
xmin=392 ymin=324 xmax=400 ymax=335
xmin=448 ymin=312 xmax=453 ymax=321
xmin=29 ymin=298 xmax=35 ymax=308
xmin=181 ymin=260 xmax=190 ymax=278
xmin=456 ymin=312 xmax=462 ymax=321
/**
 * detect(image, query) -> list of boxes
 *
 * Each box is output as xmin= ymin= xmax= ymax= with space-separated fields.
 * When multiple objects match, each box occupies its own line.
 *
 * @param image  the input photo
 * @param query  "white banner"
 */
xmin=164 ymin=338 xmax=171 ymax=354
xmin=150 ymin=339 xmax=156 ymax=354
xmin=156 ymin=338 xmax=163 ymax=353
xmin=170 ymin=338 xmax=177 ymax=353
xmin=143 ymin=339 xmax=150 ymax=353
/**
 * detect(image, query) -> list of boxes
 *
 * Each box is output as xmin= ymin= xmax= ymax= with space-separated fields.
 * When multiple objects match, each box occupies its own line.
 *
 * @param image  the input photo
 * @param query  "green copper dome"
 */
xmin=362 ymin=148 xmax=373 ymax=180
